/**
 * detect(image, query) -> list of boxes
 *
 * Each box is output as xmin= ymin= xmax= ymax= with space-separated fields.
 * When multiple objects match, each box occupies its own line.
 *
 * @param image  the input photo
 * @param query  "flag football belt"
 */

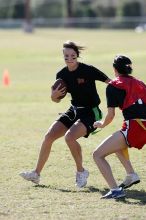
xmin=91 ymin=107 xmax=103 ymax=135
xmin=62 ymin=105 xmax=86 ymax=121
xmin=61 ymin=105 xmax=103 ymax=135
xmin=135 ymin=119 xmax=146 ymax=131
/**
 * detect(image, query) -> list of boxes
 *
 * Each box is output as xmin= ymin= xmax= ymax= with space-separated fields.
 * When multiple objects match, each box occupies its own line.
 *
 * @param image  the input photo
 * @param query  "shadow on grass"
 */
xmin=100 ymin=188 xmax=146 ymax=205
xmin=34 ymin=184 xmax=100 ymax=193
xmin=125 ymin=189 xmax=146 ymax=205
xmin=34 ymin=185 xmax=146 ymax=205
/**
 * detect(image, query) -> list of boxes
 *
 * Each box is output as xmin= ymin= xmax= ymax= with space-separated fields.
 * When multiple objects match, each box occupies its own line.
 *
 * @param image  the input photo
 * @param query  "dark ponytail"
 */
xmin=113 ymin=55 xmax=133 ymax=75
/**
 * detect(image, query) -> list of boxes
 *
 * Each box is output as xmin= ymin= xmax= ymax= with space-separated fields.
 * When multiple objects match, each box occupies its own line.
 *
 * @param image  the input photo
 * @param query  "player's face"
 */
xmin=63 ymin=48 xmax=78 ymax=70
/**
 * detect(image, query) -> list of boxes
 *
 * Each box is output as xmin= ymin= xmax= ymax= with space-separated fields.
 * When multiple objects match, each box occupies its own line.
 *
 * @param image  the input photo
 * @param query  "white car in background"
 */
xmin=135 ymin=23 xmax=146 ymax=33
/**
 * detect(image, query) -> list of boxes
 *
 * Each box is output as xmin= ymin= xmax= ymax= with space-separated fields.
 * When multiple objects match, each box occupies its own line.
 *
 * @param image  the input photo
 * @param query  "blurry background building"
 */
xmin=0 ymin=0 xmax=146 ymax=30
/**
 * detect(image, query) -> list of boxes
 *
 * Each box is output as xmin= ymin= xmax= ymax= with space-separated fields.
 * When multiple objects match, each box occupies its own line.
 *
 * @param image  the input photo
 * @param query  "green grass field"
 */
xmin=0 ymin=28 xmax=146 ymax=220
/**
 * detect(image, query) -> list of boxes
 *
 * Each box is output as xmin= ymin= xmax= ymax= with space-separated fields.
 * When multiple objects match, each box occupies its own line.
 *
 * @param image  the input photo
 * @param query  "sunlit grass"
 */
xmin=0 ymin=28 xmax=146 ymax=220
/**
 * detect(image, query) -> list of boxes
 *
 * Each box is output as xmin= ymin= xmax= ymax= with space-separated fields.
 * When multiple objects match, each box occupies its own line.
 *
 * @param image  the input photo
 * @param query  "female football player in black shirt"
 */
xmin=20 ymin=41 xmax=110 ymax=187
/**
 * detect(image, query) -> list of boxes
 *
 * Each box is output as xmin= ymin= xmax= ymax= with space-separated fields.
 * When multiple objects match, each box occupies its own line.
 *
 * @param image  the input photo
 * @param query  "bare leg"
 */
xmin=65 ymin=121 xmax=87 ymax=172
xmin=116 ymin=149 xmax=135 ymax=174
xmin=93 ymin=131 xmax=128 ymax=189
xmin=35 ymin=121 xmax=68 ymax=174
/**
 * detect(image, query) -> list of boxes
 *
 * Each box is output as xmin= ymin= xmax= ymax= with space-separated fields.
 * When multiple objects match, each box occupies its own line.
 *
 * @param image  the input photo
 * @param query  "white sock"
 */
xmin=111 ymin=187 xmax=120 ymax=191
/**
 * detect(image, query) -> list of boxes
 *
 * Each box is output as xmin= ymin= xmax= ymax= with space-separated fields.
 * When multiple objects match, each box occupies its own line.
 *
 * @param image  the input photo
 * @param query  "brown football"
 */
xmin=52 ymin=78 xmax=67 ymax=99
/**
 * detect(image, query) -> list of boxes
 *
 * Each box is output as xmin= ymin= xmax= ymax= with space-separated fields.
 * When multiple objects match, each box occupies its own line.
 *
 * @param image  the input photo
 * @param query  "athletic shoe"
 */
xmin=119 ymin=173 xmax=140 ymax=189
xmin=75 ymin=169 xmax=89 ymax=188
xmin=19 ymin=170 xmax=40 ymax=184
xmin=101 ymin=188 xmax=126 ymax=199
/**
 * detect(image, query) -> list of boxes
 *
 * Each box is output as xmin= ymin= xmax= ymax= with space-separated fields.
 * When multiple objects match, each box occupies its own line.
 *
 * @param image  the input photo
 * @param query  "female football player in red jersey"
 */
xmin=93 ymin=55 xmax=146 ymax=199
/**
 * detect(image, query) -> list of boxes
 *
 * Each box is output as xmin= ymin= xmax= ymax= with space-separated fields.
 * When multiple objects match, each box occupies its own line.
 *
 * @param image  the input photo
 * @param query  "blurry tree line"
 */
xmin=0 ymin=0 xmax=143 ymax=19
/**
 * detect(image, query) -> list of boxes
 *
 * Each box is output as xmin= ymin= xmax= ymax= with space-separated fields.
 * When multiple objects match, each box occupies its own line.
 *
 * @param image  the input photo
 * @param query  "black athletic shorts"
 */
xmin=56 ymin=105 xmax=102 ymax=138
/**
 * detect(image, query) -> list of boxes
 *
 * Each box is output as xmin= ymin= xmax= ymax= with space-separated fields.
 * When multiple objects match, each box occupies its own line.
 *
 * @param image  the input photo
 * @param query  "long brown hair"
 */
xmin=63 ymin=40 xmax=85 ymax=57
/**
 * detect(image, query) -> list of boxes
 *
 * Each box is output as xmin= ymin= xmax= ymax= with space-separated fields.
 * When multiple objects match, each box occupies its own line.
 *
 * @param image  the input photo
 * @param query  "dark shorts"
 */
xmin=56 ymin=105 xmax=102 ymax=138
xmin=121 ymin=119 xmax=146 ymax=149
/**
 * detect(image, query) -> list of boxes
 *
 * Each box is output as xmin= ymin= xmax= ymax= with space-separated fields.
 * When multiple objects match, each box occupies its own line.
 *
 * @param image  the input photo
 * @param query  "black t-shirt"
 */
xmin=106 ymin=84 xmax=146 ymax=120
xmin=56 ymin=63 xmax=108 ymax=107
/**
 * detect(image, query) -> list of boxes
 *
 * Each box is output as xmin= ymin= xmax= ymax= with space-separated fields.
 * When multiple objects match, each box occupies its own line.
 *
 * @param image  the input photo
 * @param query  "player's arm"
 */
xmin=105 ymin=78 xmax=111 ymax=84
xmin=93 ymin=107 xmax=115 ymax=129
xmin=90 ymin=66 xmax=111 ymax=83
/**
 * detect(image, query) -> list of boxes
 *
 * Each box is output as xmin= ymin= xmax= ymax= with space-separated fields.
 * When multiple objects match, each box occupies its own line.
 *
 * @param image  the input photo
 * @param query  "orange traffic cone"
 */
xmin=2 ymin=69 xmax=10 ymax=86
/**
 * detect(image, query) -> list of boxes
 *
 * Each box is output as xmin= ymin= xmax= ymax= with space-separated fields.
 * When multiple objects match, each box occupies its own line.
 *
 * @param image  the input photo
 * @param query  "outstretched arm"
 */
xmin=105 ymin=78 xmax=111 ymax=84
xmin=93 ymin=107 xmax=115 ymax=129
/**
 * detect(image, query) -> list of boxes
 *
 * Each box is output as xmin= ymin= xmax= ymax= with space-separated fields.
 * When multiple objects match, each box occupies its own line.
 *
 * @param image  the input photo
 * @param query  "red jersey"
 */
xmin=109 ymin=76 xmax=146 ymax=110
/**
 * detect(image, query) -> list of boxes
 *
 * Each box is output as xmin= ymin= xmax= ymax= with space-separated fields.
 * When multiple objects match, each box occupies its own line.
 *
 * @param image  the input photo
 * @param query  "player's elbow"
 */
xmin=108 ymin=112 xmax=115 ymax=123
xmin=109 ymin=114 xmax=115 ymax=122
xmin=106 ymin=110 xmax=115 ymax=124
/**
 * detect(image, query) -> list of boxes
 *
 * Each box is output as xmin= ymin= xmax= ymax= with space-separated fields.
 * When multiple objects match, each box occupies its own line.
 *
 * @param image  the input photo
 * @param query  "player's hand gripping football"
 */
xmin=51 ymin=84 xmax=66 ymax=102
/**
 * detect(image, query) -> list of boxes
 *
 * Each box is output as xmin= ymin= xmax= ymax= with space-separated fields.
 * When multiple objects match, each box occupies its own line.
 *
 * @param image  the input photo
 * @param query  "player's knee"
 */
xmin=44 ymin=131 xmax=56 ymax=144
xmin=64 ymin=131 xmax=74 ymax=144
xmin=92 ymin=150 xmax=97 ymax=160
xmin=93 ymin=149 xmax=101 ymax=161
